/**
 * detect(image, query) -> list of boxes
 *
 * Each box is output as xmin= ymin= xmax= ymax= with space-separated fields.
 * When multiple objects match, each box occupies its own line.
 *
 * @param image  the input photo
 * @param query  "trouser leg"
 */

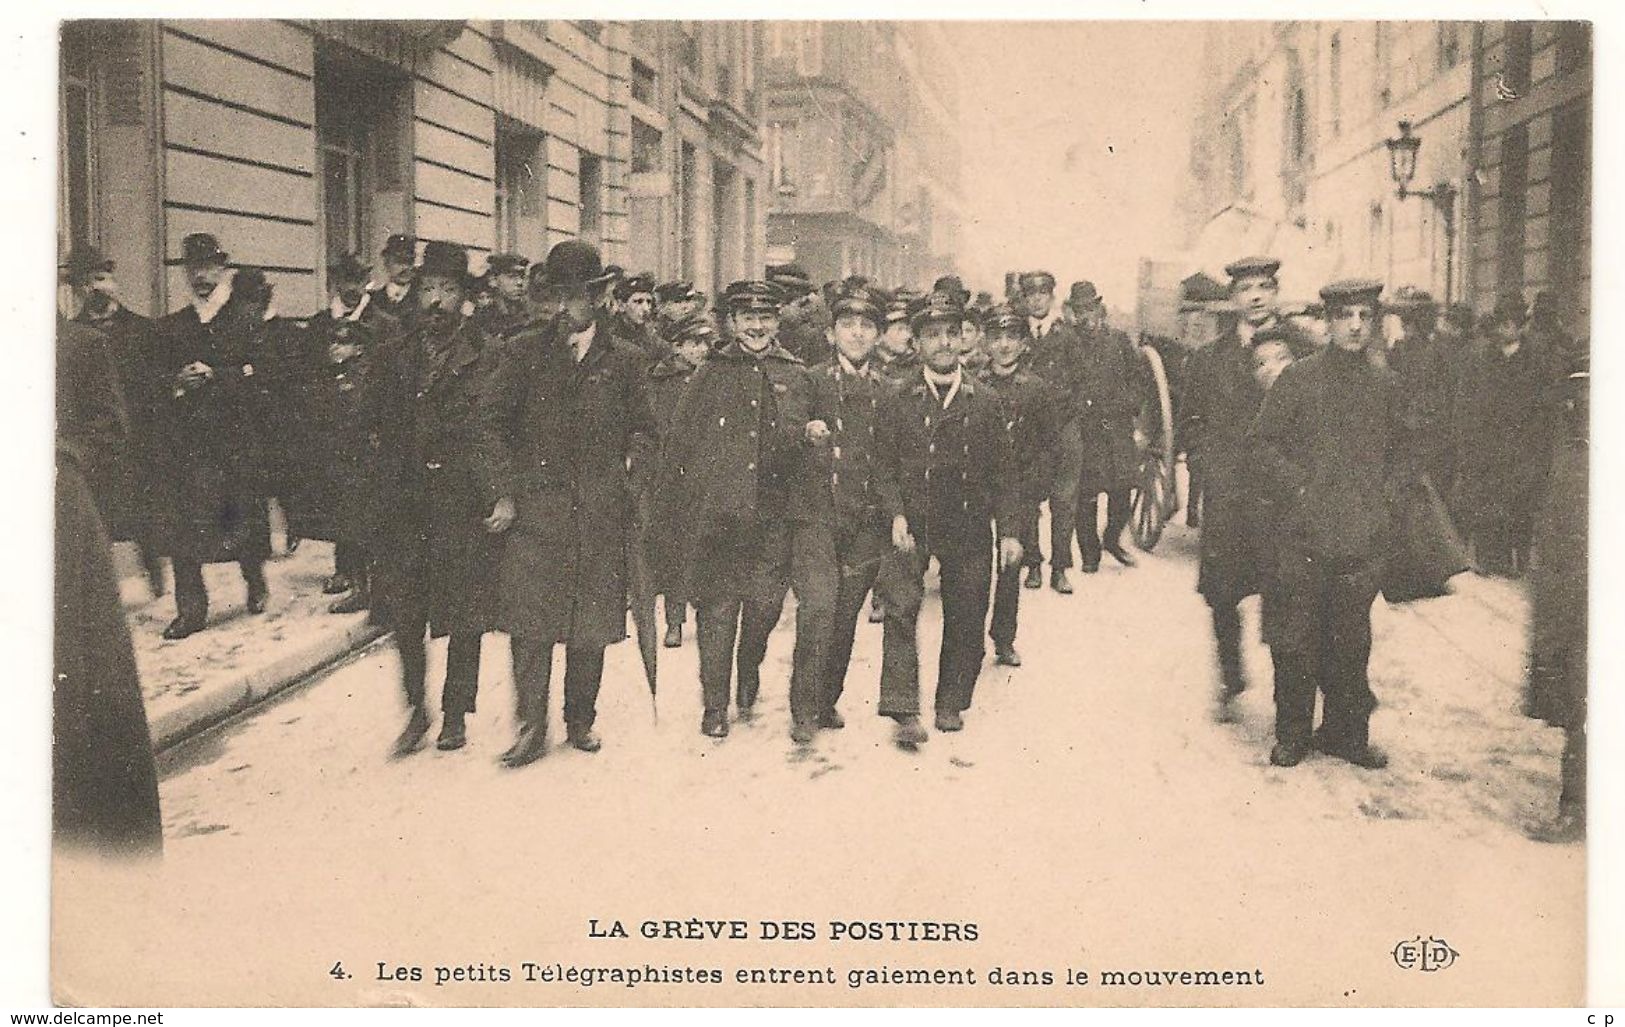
xmin=877 ymin=548 xmax=926 ymax=717
xmin=510 ymin=636 xmax=554 ymax=736
xmin=1048 ymin=419 xmax=1083 ymax=570
xmin=1103 ymin=487 xmax=1132 ymax=549
xmin=1212 ymin=602 xmax=1245 ymax=696
xmin=335 ymin=541 xmax=367 ymax=579
xmin=441 ymin=631 xmax=482 ymax=716
xmin=1318 ymin=566 xmax=1379 ymax=748
xmin=393 ymin=608 xmax=430 ymax=711
xmin=1560 ymin=718 xmax=1586 ymax=820
xmin=138 ymin=543 xmax=166 ymax=594
xmin=563 ymin=646 xmax=606 ymax=732
xmin=786 ymin=523 xmax=837 ymax=725
xmin=696 ymin=600 xmax=742 ymax=714
xmin=1271 ymin=648 xmax=1316 ymax=748
xmin=171 ymin=555 xmax=209 ymax=622
xmin=1077 ymin=491 xmax=1103 ymax=566
xmin=989 ymin=558 xmax=1021 ymax=647
xmin=736 ymin=522 xmax=792 ymax=709
xmin=826 ymin=537 xmax=881 ymax=713
xmin=935 ymin=537 xmax=993 ymax=713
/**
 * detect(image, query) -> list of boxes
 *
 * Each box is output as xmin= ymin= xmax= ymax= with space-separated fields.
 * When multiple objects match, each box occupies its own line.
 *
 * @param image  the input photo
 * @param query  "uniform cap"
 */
xmin=381 ymin=233 xmax=417 ymax=262
xmin=829 ymin=283 xmax=886 ymax=326
xmin=1223 ymin=255 xmax=1281 ymax=282
xmin=487 ymin=253 xmax=530 ymax=276
xmin=655 ymin=280 xmax=700 ymax=304
xmin=909 ymin=290 xmax=965 ymax=332
xmin=724 ymin=279 xmax=784 ymax=313
xmin=981 ymin=303 xmax=1029 ymax=337
xmin=662 ymin=311 xmax=717 ymax=346
xmin=766 ymin=263 xmax=815 ymax=299
xmin=1318 ymin=278 xmax=1384 ymax=307
xmin=616 ymin=272 xmax=657 ymax=300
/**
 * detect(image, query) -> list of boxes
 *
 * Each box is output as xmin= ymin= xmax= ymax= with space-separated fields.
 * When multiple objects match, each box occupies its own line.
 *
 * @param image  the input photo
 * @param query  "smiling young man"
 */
xmin=806 ymin=282 xmax=906 ymax=731
xmin=1254 ymin=278 xmax=1403 ymax=771
xmin=650 ymin=280 xmax=836 ymax=744
xmin=873 ymin=292 xmax=1025 ymax=746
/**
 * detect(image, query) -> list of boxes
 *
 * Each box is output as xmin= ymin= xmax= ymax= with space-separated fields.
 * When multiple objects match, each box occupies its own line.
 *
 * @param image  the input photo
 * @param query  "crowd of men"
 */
xmin=55 ymin=231 xmax=1587 ymax=839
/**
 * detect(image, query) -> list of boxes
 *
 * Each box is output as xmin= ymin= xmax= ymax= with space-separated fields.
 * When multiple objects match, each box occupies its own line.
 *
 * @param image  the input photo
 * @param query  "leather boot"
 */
xmin=701 ymin=708 xmax=730 ymax=738
xmin=436 ymin=711 xmax=467 ymax=751
xmin=391 ymin=705 xmax=430 ymax=758
xmin=1022 ymin=565 xmax=1043 ymax=589
xmin=892 ymin=715 xmax=928 ymax=749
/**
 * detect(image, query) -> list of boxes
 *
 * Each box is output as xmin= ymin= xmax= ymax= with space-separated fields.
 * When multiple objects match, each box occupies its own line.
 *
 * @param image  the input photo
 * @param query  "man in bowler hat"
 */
xmin=474 ymin=240 xmax=654 ymax=766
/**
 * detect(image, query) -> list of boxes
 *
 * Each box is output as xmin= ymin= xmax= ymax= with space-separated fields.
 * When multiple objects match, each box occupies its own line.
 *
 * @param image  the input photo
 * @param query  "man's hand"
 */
xmin=891 ymin=515 xmax=915 ymax=553
xmin=998 ymin=537 xmax=1025 ymax=570
xmin=485 ymin=496 xmax=517 ymax=534
xmin=805 ymin=419 xmax=832 ymax=445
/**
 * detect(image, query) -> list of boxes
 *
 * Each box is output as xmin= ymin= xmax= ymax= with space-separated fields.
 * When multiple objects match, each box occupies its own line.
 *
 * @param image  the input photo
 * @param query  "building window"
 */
xmin=1329 ymin=31 xmax=1342 ymax=137
xmin=1555 ymin=22 xmax=1590 ymax=77
xmin=1436 ymin=22 xmax=1463 ymax=71
xmin=631 ymin=119 xmax=661 ymax=174
xmin=631 ymin=58 xmax=657 ymax=107
xmin=494 ymin=119 xmax=544 ymax=256
xmin=1496 ymin=123 xmax=1529 ymax=302
xmin=579 ymin=153 xmax=603 ymax=245
xmin=1549 ymin=100 xmax=1589 ymax=308
xmin=1504 ymin=23 xmax=1533 ymax=93
xmin=317 ymin=60 xmax=377 ymax=265
xmin=768 ymin=121 xmax=797 ymax=192
xmin=59 ymin=23 xmax=97 ymax=257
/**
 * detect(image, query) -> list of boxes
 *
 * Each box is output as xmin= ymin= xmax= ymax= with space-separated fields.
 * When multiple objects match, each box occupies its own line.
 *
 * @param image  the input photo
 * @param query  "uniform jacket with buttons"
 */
xmin=874 ymin=369 xmax=1023 ymax=551
xmin=806 ymin=358 xmax=904 ymax=536
xmin=985 ymin=365 xmax=1063 ymax=510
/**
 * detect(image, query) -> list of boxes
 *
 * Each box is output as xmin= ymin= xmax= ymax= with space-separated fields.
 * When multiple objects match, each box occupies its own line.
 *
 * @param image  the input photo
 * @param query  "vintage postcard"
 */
xmin=39 ymin=11 xmax=1602 ymax=1010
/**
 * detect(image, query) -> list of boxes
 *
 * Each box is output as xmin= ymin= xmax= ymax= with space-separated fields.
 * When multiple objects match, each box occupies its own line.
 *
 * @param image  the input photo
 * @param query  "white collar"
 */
xmin=1030 ymin=307 xmax=1063 ymax=338
xmin=384 ymin=280 xmax=411 ymax=302
xmin=837 ymin=352 xmax=871 ymax=377
xmin=923 ymin=365 xmax=963 ymax=408
xmin=569 ymin=321 xmax=597 ymax=358
xmin=191 ymin=269 xmax=235 ymax=325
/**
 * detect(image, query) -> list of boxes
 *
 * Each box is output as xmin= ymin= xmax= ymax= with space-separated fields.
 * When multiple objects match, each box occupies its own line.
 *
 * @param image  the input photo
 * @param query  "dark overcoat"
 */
xmin=986 ymin=366 xmax=1062 ymax=552
xmin=1526 ymin=360 xmax=1587 ymax=729
xmin=150 ymin=301 xmax=272 ymax=563
xmin=647 ymin=340 xmax=827 ymax=597
xmin=1181 ymin=330 xmax=1269 ymax=604
xmin=74 ymin=306 xmax=164 ymax=544
xmin=1453 ymin=337 xmax=1560 ymax=543
xmin=53 ymin=319 xmax=161 ymax=857
xmin=474 ymin=316 xmax=655 ymax=646
xmin=1075 ymin=326 xmax=1148 ymax=494
xmin=290 ymin=303 xmax=396 ymax=544
xmin=369 ymin=310 xmax=499 ymax=637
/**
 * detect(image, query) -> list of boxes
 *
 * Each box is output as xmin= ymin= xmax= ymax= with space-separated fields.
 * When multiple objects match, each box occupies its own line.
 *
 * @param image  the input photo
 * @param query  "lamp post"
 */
xmin=1385 ymin=120 xmax=1459 ymax=305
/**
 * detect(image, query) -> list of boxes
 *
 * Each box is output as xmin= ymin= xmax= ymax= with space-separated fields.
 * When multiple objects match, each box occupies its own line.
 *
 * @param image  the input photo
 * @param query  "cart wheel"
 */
xmin=1132 ymin=458 xmax=1171 ymax=551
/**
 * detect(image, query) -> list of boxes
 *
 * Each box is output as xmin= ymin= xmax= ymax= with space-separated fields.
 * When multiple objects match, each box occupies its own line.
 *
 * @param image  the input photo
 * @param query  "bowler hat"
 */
xmin=536 ymin=239 xmax=614 ymax=290
xmin=418 ymin=240 xmax=472 ymax=282
xmin=381 ymin=233 xmax=416 ymax=263
xmin=1224 ymin=255 xmax=1281 ymax=282
xmin=1065 ymin=280 xmax=1103 ymax=310
xmin=724 ymin=279 xmax=783 ymax=313
xmin=932 ymin=274 xmax=971 ymax=306
xmin=181 ymin=233 xmax=229 ymax=267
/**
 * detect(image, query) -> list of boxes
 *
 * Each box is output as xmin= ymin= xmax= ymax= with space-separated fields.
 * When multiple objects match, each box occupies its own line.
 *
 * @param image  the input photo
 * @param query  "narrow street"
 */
xmin=53 ymin=518 xmax=1583 ymax=1007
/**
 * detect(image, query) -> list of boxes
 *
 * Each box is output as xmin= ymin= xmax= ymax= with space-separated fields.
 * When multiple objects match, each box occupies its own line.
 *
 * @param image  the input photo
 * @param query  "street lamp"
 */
xmin=1385 ymin=120 xmax=1459 ymax=305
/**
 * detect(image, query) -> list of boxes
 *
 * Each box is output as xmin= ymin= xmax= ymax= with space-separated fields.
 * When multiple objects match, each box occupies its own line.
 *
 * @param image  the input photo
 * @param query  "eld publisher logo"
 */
xmin=1392 ymin=936 xmax=1460 ymax=972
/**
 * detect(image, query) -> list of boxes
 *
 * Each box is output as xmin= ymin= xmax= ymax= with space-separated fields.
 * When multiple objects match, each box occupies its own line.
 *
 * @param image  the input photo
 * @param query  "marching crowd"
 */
xmin=55 ymin=230 xmax=1587 ymax=841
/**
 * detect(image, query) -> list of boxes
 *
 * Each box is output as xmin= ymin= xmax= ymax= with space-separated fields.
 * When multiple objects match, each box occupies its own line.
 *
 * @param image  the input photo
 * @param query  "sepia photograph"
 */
xmin=18 ymin=5 xmax=1616 ymax=1012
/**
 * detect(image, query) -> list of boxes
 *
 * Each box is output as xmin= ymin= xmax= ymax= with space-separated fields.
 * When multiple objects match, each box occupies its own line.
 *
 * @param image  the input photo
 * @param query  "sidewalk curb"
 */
xmin=151 ymin=620 xmax=389 ymax=752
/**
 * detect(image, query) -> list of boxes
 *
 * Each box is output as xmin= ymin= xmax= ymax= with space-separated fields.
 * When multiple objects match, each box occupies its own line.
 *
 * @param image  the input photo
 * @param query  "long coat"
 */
xmin=290 ymin=303 xmax=396 ymax=544
xmin=1453 ymin=337 xmax=1559 ymax=545
xmin=369 ymin=310 xmax=499 ymax=637
xmin=805 ymin=359 xmax=902 ymax=541
xmin=53 ymin=318 xmax=162 ymax=857
xmin=74 ymin=305 xmax=163 ymax=545
xmin=151 ymin=300 xmax=272 ymax=563
xmin=1074 ymin=327 xmax=1148 ymax=494
xmin=474 ymin=317 xmax=655 ymax=646
xmin=986 ymin=366 xmax=1063 ymax=551
xmin=1526 ymin=356 xmax=1586 ymax=729
xmin=648 ymin=340 xmax=827 ymax=598
xmin=1181 ymin=330 xmax=1269 ymax=603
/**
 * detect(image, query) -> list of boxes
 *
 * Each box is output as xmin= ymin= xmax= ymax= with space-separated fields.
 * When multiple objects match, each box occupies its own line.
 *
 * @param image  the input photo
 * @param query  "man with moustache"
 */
xmin=808 ymin=282 xmax=905 ymax=730
xmin=1065 ymin=280 xmax=1148 ymax=572
xmin=1254 ymin=279 xmax=1403 ymax=770
xmin=873 ymin=292 xmax=1024 ymax=745
xmin=475 ymin=241 xmax=654 ymax=767
xmin=152 ymin=233 xmax=271 ymax=639
xmin=369 ymin=240 xmax=499 ymax=757
xmin=650 ymin=279 xmax=834 ymax=744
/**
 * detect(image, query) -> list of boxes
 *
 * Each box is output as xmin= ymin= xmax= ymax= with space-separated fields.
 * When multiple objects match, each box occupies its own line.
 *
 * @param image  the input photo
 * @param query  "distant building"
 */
xmin=761 ymin=22 xmax=963 ymax=288
xmin=56 ymin=20 xmax=765 ymax=315
xmin=1181 ymin=22 xmax=1475 ymax=304
xmin=1465 ymin=21 xmax=1591 ymax=323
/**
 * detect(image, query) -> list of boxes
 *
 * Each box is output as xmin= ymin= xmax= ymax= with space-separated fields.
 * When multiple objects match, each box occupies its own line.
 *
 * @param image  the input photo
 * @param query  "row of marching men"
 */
xmin=61 ymin=230 xmax=1086 ymax=763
